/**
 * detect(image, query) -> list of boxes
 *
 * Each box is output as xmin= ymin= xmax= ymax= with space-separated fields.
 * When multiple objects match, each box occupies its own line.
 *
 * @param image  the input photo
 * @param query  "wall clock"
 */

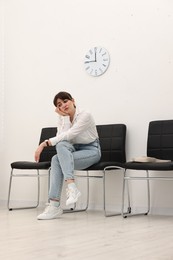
xmin=84 ymin=46 xmax=110 ymax=77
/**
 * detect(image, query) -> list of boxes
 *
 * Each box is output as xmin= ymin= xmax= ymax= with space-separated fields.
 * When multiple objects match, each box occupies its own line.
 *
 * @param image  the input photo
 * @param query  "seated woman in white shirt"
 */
xmin=35 ymin=91 xmax=101 ymax=220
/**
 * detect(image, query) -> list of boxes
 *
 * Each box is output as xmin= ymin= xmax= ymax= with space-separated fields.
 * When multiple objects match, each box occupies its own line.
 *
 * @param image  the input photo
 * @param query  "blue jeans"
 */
xmin=49 ymin=139 xmax=101 ymax=200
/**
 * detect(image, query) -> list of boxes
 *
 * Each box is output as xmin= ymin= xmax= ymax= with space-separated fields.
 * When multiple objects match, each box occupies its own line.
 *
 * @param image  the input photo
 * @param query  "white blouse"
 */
xmin=49 ymin=108 xmax=98 ymax=146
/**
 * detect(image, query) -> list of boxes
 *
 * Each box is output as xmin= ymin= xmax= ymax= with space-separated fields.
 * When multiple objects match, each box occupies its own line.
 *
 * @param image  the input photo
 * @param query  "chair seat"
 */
xmin=11 ymin=161 xmax=51 ymax=170
xmin=125 ymin=161 xmax=173 ymax=171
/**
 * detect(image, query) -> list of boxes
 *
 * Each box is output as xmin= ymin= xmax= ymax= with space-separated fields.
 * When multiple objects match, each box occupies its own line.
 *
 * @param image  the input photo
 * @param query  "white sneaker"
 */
xmin=37 ymin=204 xmax=63 ymax=220
xmin=66 ymin=187 xmax=81 ymax=206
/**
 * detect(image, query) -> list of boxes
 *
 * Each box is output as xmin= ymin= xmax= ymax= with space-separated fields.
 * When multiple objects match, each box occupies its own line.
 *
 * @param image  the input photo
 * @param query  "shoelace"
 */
xmin=66 ymin=188 xmax=70 ymax=199
xmin=43 ymin=203 xmax=52 ymax=213
xmin=66 ymin=188 xmax=76 ymax=199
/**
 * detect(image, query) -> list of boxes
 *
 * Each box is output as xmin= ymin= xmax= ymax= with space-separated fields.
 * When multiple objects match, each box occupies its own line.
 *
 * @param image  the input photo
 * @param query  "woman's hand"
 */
xmin=55 ymin=107 xmax=68 ymax=116
xmin=34 ymin=142 xmax=46 ymax=162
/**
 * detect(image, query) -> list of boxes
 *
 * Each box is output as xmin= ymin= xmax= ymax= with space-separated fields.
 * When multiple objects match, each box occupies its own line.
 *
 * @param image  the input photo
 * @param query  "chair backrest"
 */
xmin=96 ymin=124 xmax=126 ymax=163
xmin=147 ymin=120 xmax=173 ymax=160
xmin=39 ymin=127 xmax=57 ymax=162
xmin=38 ymin=124 xmax=127 ymax=163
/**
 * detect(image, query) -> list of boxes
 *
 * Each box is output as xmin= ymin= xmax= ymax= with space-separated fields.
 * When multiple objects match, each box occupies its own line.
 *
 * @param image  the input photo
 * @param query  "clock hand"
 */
xmin=85 ymin=60 xmax=96 ymax=63
xmin=95 ymin=50 xmax=97 ymax=62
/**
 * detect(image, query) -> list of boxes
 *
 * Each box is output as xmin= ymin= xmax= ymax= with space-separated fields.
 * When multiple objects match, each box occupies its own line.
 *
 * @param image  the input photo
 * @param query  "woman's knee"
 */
xmin=56 ymin=141 xmax=74 ymax=153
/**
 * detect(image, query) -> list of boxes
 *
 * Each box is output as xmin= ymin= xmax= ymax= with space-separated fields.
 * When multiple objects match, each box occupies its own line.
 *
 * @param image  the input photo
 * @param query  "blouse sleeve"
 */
xmin=57 ymin=115 xmax=72 ymax=134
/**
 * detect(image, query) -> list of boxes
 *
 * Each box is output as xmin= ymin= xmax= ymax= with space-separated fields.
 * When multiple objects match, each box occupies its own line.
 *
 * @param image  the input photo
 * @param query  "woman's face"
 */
xmin=55 ymin=98 xmax=75 ymax=115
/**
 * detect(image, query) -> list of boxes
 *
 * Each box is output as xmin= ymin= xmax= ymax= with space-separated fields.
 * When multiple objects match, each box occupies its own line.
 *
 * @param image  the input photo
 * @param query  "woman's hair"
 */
xmin=53 ymin=91 xmax=73 ymax=107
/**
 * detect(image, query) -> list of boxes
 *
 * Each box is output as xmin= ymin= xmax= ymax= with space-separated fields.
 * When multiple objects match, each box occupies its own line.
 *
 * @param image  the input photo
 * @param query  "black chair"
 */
xmin=7 ymin=127 xmax=57 ymax=210
xmin=122 ymin=120 xmax=173 ymax=218
xmin=74 ymin=124 xmax=129 ymax=217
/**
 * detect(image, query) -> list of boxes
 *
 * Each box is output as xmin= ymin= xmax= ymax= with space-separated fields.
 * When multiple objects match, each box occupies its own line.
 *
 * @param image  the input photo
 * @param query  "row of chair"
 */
xmin=7 ymin=120 xmax=173 ymax=217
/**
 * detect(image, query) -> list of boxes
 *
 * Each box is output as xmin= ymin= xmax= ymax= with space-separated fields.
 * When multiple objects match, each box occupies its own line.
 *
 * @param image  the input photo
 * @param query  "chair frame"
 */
xmin=7 ymin=169 xmax=50 ymax=210
xmin=122 ymin=120 xmax=173 ymax=218
xmin=65 ymin=124 xmax=130 ymax=217
xmin=7 ymin=127 xmax=57 ymax=211
xmin=69 ymin=166 xmax=129 ymax=217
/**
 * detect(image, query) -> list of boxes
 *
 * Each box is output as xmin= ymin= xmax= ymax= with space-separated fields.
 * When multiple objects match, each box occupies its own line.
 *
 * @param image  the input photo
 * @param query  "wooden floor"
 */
xmin=0 ymin=207 xmax=173 ymax=260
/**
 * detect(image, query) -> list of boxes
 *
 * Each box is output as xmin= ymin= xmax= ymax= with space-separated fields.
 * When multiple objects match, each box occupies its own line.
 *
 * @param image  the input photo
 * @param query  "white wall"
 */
xmin=1 ymin=0 xmax=173 ymax=214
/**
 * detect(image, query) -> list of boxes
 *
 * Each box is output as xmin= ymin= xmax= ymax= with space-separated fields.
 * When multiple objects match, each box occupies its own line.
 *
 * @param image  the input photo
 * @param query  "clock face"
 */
xmin=84 ymin=47 xmax=110 ymax=77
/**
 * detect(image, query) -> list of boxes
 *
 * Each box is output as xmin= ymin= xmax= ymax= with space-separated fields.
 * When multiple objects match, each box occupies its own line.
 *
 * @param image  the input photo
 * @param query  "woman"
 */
xmin=35 ymin=91 xmax=101 ymax=220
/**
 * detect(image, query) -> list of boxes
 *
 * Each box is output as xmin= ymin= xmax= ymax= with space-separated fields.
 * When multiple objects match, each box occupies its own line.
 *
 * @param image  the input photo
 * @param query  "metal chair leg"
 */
xmin=36 ymin=170 xmax=40 ymax=207
xmin=122 ymin=169 xmax=151 ymax=218
xmin=121 ymin=169 xmax=126 ymax=217
xmin=7 ymin=169 xmax=13 ymax=210
xmin=146 ymin=170 xmax=150 ymax=215
xmin=126 ymin=179 xmax=131 ymax=213
xmin=7 ymin=169 xmax=40 ymax=210
xmin=121 ymin=169 xmax=132 ymax=217
xmin=103 ymin=166 xmax=130 ymax=217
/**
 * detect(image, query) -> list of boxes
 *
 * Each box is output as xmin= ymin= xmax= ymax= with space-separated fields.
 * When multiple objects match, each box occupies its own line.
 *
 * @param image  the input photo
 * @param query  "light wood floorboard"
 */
xmin=0 ymin=206 xmax=173 ymax=259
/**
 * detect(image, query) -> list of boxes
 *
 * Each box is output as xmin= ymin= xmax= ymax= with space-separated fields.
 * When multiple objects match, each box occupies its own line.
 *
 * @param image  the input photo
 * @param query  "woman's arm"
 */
xmin=49 ymin=111 xmax=93 ymax=145
xmin=34 ymin=140 xmax=51 ymax=162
